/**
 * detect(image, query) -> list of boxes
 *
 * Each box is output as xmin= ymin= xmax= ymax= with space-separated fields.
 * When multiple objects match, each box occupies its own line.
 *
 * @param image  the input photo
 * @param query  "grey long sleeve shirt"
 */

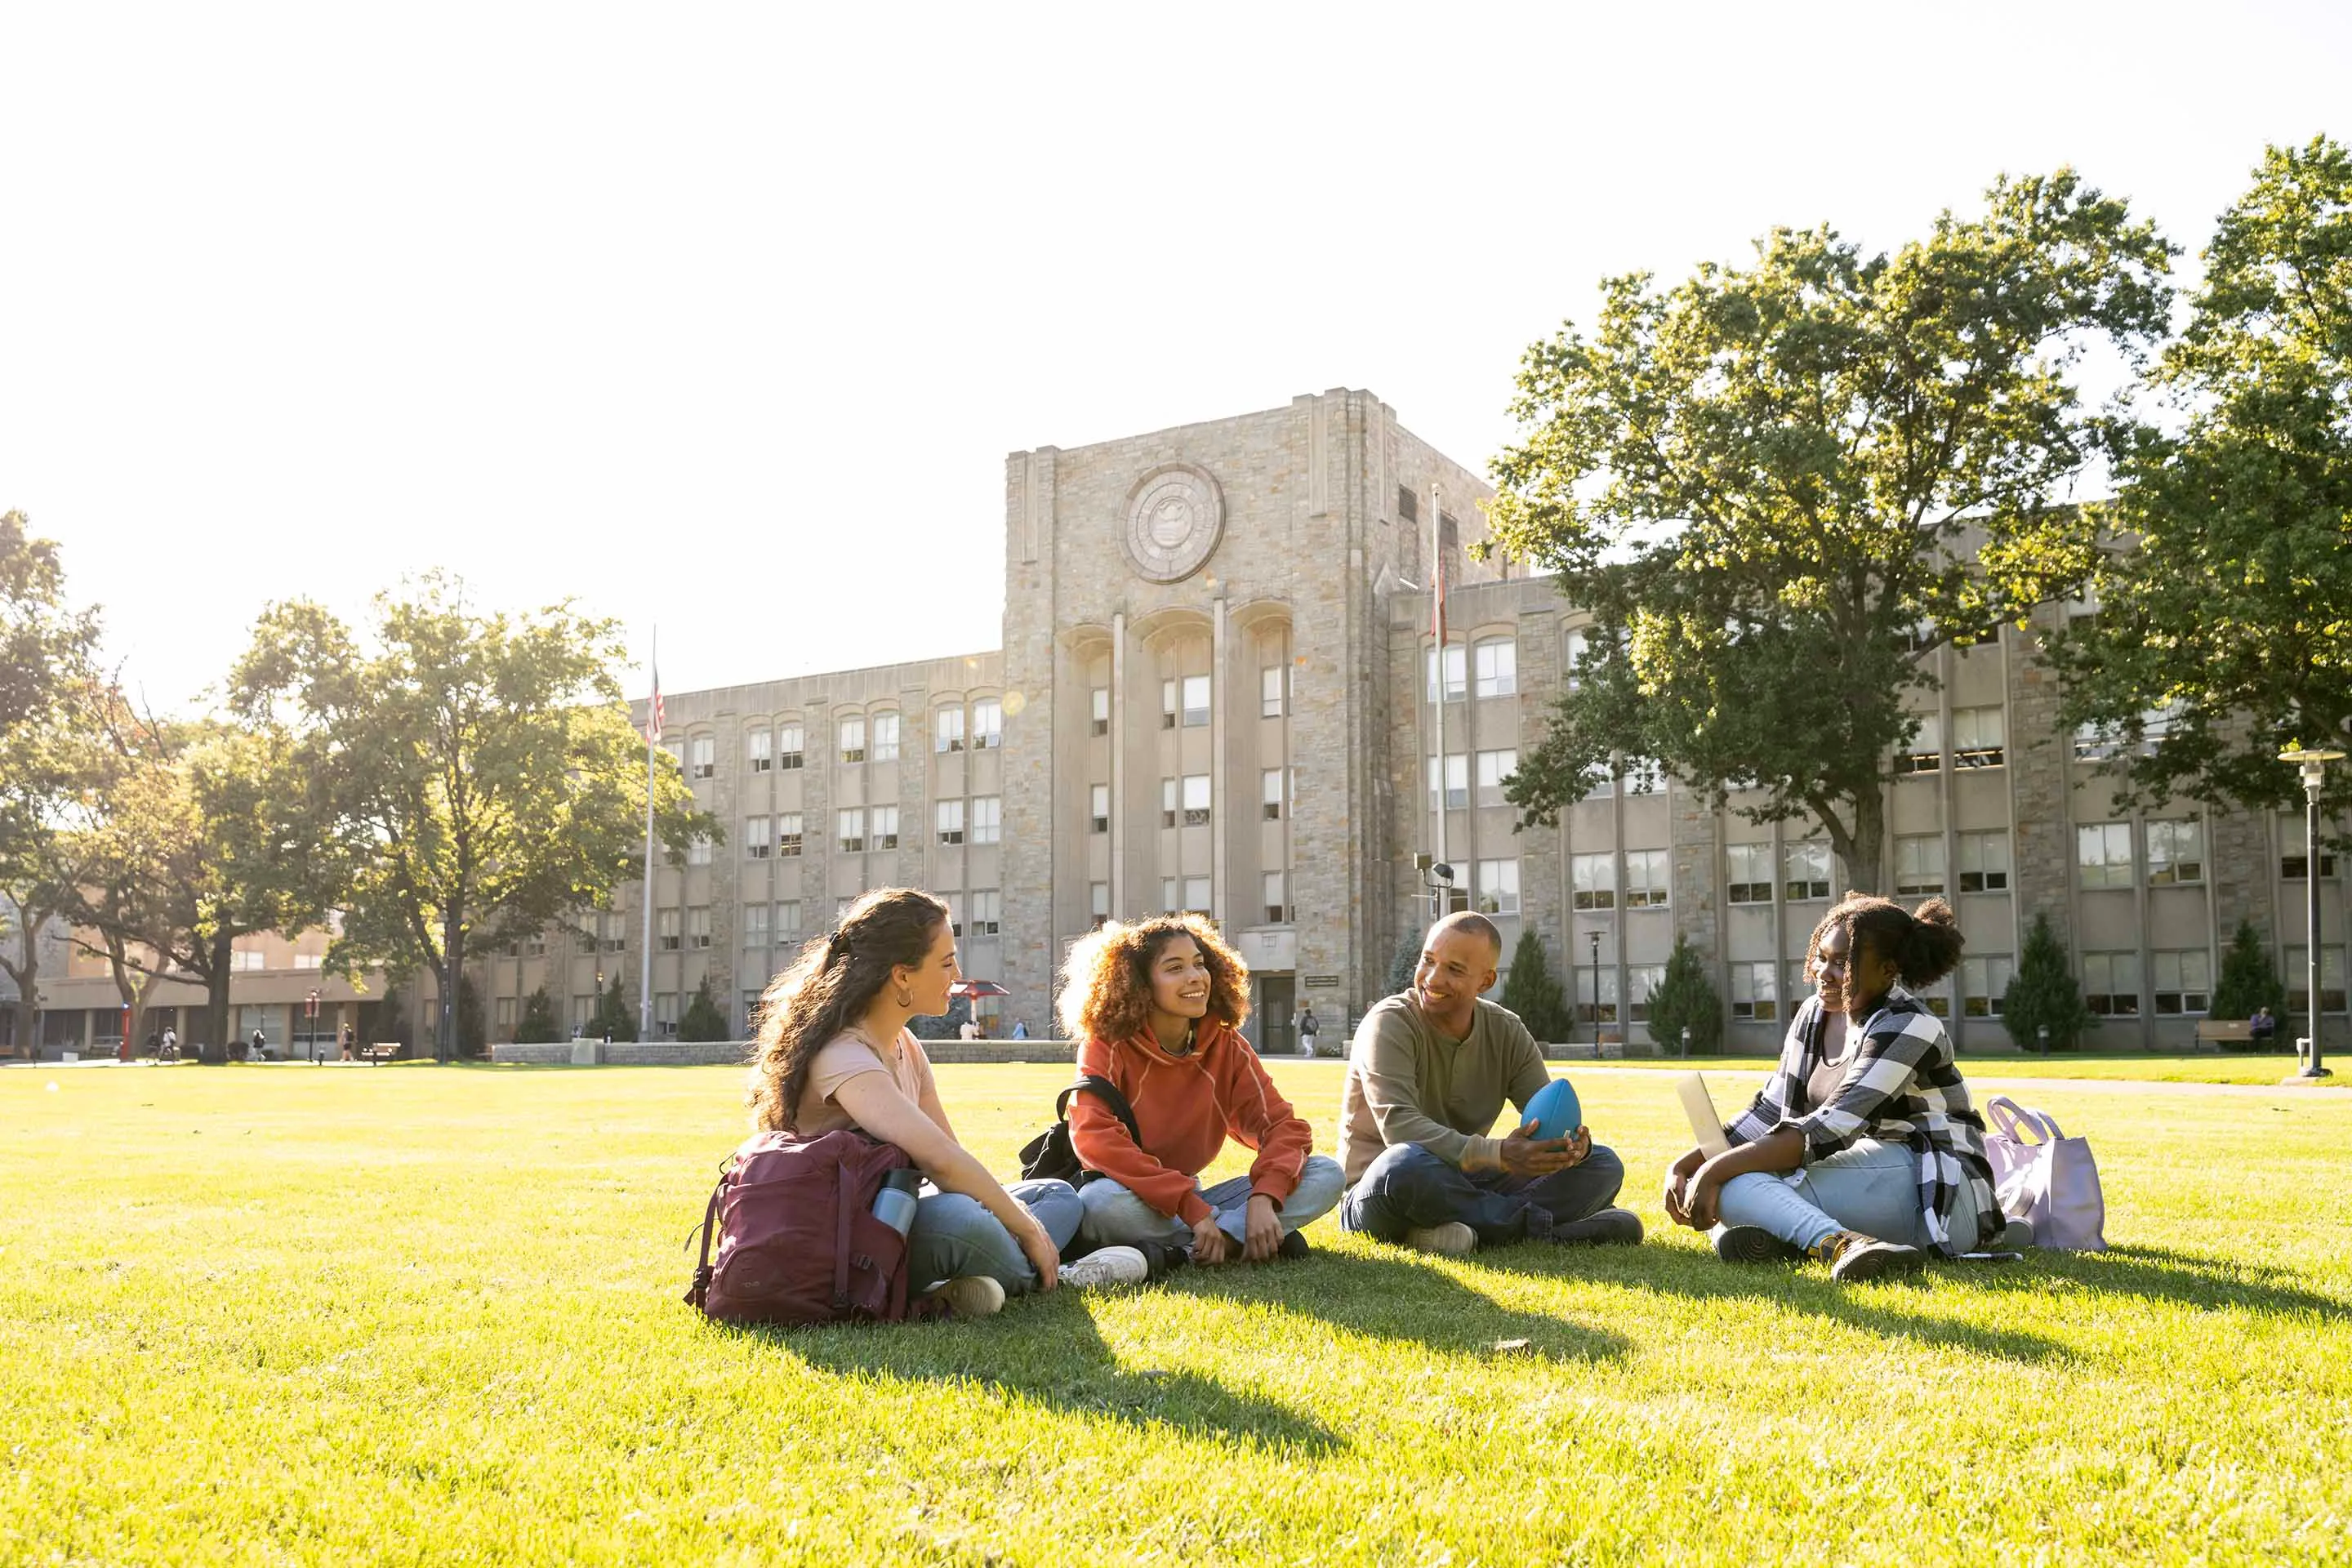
xmin=1338 ymin=992 xmax=1551 ymax=1183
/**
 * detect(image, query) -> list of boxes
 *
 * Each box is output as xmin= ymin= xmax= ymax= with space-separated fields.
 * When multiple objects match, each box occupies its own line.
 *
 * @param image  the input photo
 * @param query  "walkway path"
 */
xmin=1571 ymin=1063 xmax=2349 ymax=1100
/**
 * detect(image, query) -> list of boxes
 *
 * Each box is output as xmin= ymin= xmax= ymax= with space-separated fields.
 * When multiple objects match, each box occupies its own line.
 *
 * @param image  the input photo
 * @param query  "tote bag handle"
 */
xmin=1984 ymin=1094 xmax=2065 ymax=1144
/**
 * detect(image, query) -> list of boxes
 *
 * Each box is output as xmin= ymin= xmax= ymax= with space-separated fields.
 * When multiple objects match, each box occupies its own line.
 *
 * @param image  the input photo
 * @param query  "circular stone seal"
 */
xmin=1121 ymin=465 xmax=1224 ymax=584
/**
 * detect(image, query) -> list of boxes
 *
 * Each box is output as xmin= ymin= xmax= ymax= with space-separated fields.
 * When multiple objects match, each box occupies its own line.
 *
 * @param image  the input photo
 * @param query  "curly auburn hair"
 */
xmin=1056 ymin=915 xmax=1252 ymax=1045
xmin=746 ymin=887 xmax=950 ymax=1132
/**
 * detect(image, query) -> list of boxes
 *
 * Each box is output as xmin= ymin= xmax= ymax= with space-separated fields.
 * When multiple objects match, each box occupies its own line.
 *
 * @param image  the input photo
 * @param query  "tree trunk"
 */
xmin=436 ymin=911 xmax=463 ymax=1062
xmin=1843 ymin=783 xmax=1888 ymax=898
xmin=205 ymin=929 xmax=234 ymax=1056
xmin=6 ymin=913 xmax=41 ymax=1061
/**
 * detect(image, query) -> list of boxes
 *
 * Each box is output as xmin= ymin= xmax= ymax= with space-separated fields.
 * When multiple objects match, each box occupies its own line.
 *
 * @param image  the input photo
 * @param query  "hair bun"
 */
xmin=1911 ymin=897 xmax=1957 ymax=929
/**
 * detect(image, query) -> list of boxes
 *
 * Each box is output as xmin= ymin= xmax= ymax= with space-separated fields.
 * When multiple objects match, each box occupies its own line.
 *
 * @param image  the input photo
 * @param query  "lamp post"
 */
xmin=2278 ymin=746 xmax=2342 ymax=1081
xmin=1587 ymin=930 xmax=1603 ymax=1055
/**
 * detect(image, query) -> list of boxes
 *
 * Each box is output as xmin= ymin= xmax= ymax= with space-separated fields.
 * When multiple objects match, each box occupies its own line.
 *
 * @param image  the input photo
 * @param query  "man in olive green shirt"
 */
xmin=1339 ymin=912 xmax=1642 ymax=1254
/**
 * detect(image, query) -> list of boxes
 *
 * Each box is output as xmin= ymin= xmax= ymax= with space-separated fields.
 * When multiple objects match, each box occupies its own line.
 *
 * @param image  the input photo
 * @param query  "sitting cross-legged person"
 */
xmin=1061 ymin=915 xmax=1343 ymax=1265
xmin=1338 ymin=911 xmax=1642 ymax=1256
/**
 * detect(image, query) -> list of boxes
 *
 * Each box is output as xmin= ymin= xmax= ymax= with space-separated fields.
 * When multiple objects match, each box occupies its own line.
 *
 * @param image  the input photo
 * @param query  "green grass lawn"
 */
xmin=5 ymin=1062 xmax=2349 ymax=1565
xmin=1597 ymin=1051 xmax=2347 ymax=1087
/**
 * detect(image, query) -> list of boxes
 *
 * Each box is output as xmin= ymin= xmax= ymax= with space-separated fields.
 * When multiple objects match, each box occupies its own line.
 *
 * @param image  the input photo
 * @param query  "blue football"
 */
xmin=1523 ymin=1077 xmax=1581 ymax=1142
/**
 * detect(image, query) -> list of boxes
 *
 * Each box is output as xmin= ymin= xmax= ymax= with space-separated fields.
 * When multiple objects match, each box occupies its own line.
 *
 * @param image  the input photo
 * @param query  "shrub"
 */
xmin=678 ymin=978 xmax=729 ymax=1042
xmin=1385 ymin=923 xmax=1423 ymax=997
xmin=2001 ymin=913 xmax=2094 ymax=1052
xmin=1646 ymin=934 xmax=1722 ymax=1054
xmin=590 ymin=977 xmax=638 ymax=1042
xmin=909 ymin=996 xmax=971 ymax=1041
xmin=514 ymin=987 xmax=560 ymax=1044
xmin=1499 ymin=930 xmax=1570 ymax=1043
xmin=2209 ymin=921 xmax=2287 ymax=1047
xmin=457 ymin=976 xmax=487 ymax=1058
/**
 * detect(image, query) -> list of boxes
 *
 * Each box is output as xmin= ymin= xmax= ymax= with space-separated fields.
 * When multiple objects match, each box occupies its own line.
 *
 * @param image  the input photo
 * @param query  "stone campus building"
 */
xmin=10 ymin=390 xmax=2343 ymax=1059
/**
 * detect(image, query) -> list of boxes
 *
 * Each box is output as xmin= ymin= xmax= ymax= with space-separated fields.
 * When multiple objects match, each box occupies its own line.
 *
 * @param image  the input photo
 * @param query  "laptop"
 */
xmin=1677 ymin=1071 xmax=1732 ymax=1157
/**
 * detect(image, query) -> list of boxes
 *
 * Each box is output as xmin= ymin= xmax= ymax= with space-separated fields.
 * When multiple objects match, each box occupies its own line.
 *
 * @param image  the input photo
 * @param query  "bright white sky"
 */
xmin=6 ymin=2 xmax=2347 ymax=712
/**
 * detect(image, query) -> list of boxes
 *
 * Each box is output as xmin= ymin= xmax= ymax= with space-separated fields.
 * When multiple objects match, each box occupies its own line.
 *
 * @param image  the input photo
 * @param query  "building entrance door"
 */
xmin=1256 ymin=975 xmax=1296 ymax=1056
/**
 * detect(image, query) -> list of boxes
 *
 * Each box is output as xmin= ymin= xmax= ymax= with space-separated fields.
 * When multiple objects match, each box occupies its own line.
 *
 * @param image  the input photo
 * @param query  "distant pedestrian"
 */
xmin=2250 ymin=1006 xmax=2278 ymax=1051
xmin=1298 ymin=1006 xmax=1320 ymax=1059
xmin=1010 ymin=1018 xmax=1030 ymax=1041
xmin=250 ymin=1027 xmax=268 ymax=1062
xmin=959 ymin=1017 xmax=982 ymax=1041
xmin=340 ymin=1023 xmax=356 ymax=1062
xmin=161 ymin=1027 xmax=178 ymax=1062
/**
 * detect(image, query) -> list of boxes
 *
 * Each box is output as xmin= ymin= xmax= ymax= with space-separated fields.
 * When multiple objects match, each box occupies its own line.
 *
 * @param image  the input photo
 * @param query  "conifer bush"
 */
xmin=678 ymin=978 xmax=729 ymax=1042
xmin=2209 ymin=920 xmax=2288 ymax=1049
xmin=1646 ymin=934 xmax=1722 ymax=1055
xmin=1499 ymin=929 xmax=1571 ymax=1043
xmin=514 ymin=986 xmax=560 ymax=1044
xmin=2001 ymin=913 xmax=2094 ymax=1052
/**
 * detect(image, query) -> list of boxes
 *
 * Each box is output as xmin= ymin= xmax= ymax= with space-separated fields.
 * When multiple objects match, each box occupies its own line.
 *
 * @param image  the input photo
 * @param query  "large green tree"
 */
xmin=2050 ymin=136 xmax=2352 ymax=821
xmin=231 ymin=573 xmax=711 ymax=1061
xmin=1486 ymin=172 xmax=2173 ymax=893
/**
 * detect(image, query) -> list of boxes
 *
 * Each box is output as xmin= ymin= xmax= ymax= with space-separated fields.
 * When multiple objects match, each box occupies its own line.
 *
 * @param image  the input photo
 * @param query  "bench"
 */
xmin=2194 ymin=1019 xmax=2256 ymax=1052
xmin=358 ymin=1045 xmax=403 ymax=1065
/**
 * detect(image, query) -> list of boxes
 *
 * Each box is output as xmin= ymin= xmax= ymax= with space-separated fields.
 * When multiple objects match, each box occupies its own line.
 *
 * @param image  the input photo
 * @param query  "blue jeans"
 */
xmin=1339 ymin=1141 xmax=1626 ymax=1245
xmin=908 ymin=1178 xmax=1083 ymax=1296
xmin=1712 ymin=1138 xmax=1984 ymax=1254
xmin=1078 ymin=1154 xmax=1346 ymax=1247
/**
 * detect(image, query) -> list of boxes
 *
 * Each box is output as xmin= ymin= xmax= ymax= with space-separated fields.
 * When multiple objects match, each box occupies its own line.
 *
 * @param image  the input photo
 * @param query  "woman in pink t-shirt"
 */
xmin=746 ymin=888 xmax=1147 ymax=1316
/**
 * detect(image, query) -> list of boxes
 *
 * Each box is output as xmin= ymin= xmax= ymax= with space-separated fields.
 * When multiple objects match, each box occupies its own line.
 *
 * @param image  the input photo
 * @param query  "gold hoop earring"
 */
xmin=893 ymin=987 xmax=911 ymax=1009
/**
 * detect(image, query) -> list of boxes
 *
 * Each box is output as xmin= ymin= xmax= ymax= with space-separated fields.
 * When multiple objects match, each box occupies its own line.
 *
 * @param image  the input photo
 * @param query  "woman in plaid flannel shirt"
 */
xmin=1662 ymin=894 xmax=2011 ymax=1281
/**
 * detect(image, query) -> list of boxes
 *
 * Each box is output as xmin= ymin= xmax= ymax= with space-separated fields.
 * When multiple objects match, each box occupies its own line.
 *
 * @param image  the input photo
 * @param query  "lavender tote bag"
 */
xmin=1982 ymin=1095 xmax=2108 ymax=1251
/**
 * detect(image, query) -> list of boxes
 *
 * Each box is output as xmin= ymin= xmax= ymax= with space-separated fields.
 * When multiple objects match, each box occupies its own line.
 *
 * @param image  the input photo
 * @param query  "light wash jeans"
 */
xmin=1713 ymin=1138 xmax=1983 ymax=1255
xmin=907 ymin=1178 xmax=1082 ymax=1296
xmin=1078 ymin=1154 xmax=1346 ymax=1248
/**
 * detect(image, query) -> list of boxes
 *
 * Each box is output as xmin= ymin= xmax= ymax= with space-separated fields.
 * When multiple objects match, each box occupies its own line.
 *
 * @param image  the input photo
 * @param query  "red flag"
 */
xmin=645 ymin=670 xmax=666 ymax=742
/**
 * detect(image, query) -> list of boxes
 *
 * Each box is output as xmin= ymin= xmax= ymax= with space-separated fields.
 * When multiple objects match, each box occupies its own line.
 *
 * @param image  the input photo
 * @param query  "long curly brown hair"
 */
xmin=1803 ymin=893 xmax=1966 ymax=1011
xmin=1056 ymin=915 xmax=1251 ymax=1045
xmin=746 ymin=888 xmax=949 ymax=1132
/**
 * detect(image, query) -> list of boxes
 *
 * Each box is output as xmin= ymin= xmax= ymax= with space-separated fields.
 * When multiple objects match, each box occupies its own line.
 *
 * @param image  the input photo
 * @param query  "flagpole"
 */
xmin=640 ymin=626 xmax=657 ymax=1041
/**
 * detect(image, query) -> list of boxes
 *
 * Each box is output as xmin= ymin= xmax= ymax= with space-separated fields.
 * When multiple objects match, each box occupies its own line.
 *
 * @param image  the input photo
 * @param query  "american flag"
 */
xmin=645 ymin=669 xmax=665 ymax=743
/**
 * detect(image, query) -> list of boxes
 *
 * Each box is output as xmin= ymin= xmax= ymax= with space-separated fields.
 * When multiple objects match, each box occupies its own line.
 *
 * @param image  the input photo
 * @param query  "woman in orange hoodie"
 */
xmin=1059 ymin=915 xmax=1343 ymax=1263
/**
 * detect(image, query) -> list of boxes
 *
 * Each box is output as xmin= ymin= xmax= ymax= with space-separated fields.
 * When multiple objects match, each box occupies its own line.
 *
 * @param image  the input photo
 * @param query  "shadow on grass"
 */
xmin=1981 ymin=1243 xmax=2349 ymax=1320
xmin=762 ymin=1294 xmax=1344 ymax=1454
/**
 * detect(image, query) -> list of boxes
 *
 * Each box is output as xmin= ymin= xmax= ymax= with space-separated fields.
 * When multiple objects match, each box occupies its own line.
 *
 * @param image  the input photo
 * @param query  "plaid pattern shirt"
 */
xmin=1724 ymin=987 xmax=1998 ymax=1255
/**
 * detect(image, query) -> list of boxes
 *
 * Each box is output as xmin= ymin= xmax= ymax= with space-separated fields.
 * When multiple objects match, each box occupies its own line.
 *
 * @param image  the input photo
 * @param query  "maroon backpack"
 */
xmin=684 ymin=1128 xmax=937 ymax=1325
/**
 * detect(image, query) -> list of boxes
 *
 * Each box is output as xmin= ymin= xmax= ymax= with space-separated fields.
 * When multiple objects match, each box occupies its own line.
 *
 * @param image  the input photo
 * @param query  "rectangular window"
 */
xmin=1624 ymin=849 xmax=1670 ymax=908
xmin=1895 ymin=714 xmax=1942 ymax=776
xmin=1260 ymin=666 xmax=1285 ymax=719
xmin=494 ymin=996 xmax=516 ymax=1032
xmin=1628 ymin=965 xmax=1667 ymax=1024
xmin=572 ymin=995 xmax=594 ymax=1031
xmin=935 ymin=706 xmax=965 ymax=753
xmin=742 ymin=991 xmax=764 ymax=1035
xmin=1090 ymin=881 xmax=1110 ymax=926
xmin=686 ymin=836 xmax=713 ymax=866
xmin=745 ymin=815 xmax=770 ymax=858
xmin=295 ymin=951 xmax=327 ymax=969
xmin=971 ymin=796 xmax=1001 ymax=844
xmin=654 ymin=993 xmax=679 ymax=1038
xmin=1580 ymin=761 xmax=1614 ymax=800
xmin=777 ymin=724 xmax=804 ymax=769
xmin=2284 ymin=945 xmax=2349 ymax=1013
xmin=1262 ymin=768 xmax=1285 ymax=822
xmin=1180 ymin=675 xmax=1209 ymax=728
xmin=837 ymin=808 xmax=865 ymax=854
xmin=2077 ymin=822 xmax=2133 ymax=890
xmin=1962 ymin=955 xmax=2013 ymax=1018
xmin=1474 ymin=858 xmax=1521 ymax=916
xmin=687 ymin=906 xmax=711 ymax=950
xmin=1958 ymin=831 xmax=2011 ymax=893
xmin=973 ymin=698 xmax=1003 ymax=749
xmin=599 ymin=911 xmax=626 ymax=952
xmin=1091 ymin=686 xmax=1110 ymax=737
xmin=777 ymin=901 xmax=802 ymax=938
xmin=777 ymin=813 xmax=802 ymax=857
xmin=969 ymin=889 xmax=1001 ymax=937
xmin=871 ymin=712 xmax=900 ymax=763
xmin=747 ymin=728 xmax=772 ymax=772
xmin=1561 ymin=628 xmax=1589 ymax=693
xmin=1474 ymin=749 xmax=1517 ymax=804
xmin=1424 ymin=645 xmax=1467 ymax=702
xmin=1091 ymin=782 xmax=1111 ymax=834
xmin=936 ymin=800 xmax=964 ymax=845
xmin=1160 ymin=877 xmax=1179 ymax=915
xmin=1953 ymin=706 xmax=2006 ymax=768
xmin=838 ymin=717 xmax=866 ymax=764
xmin=1428 ymin=754 xmax=1469 ymax=811
xmin=1576 ymin=964 xmax=1619 ymax=1026
xmin=1161 ymin=679 xmax=1178 ymax=729
xmin=2145 ymin=819 xmax=2204 ymax=885
xmin=871 ymin=805 xmax=899 ymax=851
xmin=1726 ymin=842 xmax=1773 ymax=904
xmin=1473 ymin=638 xmax=1518 ymax=698
xmin=1263 ymin=871 xmax=1289 ymax=924
xmin=1181 ymin=774 xmax=1211 ymax=827
xmin=232 ymin=949 xmax=266 ymax=972
xmin=1784 ymin=840 xmax=1832 ymax=902
xmin=2151 ymin=950 xmax=2211 ymax=1015
xmin=1895 ymin=834 xmax=1946 ymax=896
xmin=1161 ymin=777 xmax=1178 ymax=829
xmin=690 ymin=737 xmax=715 ymax=779
xmin=743 ymin=904 xmax=769 ymax=948
xmin=2280 ymin=816 xmax=2341 ymax=880
xmin=2073 ymin=721 xmax=2121 ymax=762
xmin=1731 ymin=960 xmax=1778 ymax=1022
xmin=2082 ymin=952 xmax=2140 ymax=1017
xmin=1183 ymin=876 xmax=1211 ymax=915
xmin=1620 ymin=757 xmax=1664 ymax=796
xmin=662 ymin=739 xmax=684 ymax=773
xmin=657 ymin=908 xmax=681 ymax=952
xmin=1571 ymin=852 xmax=1615 ymax=911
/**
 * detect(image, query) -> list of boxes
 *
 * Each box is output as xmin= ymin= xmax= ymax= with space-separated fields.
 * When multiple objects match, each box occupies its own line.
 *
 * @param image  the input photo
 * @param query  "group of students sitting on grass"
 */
xmin=742 ymin=885 xmax=2021 ymax=1317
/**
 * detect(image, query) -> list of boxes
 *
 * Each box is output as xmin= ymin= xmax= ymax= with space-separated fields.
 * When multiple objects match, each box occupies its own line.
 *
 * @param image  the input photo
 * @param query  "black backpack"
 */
xmin=1017 ymin=1075 xmax=1139 ymax=1187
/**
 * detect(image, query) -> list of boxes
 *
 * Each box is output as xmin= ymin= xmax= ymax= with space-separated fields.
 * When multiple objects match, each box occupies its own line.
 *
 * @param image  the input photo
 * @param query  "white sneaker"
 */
xmin=928 ymin=1276 xmax=1006 ymax=1317
xmin=1403 ymin=1222 xmax=1477 ymax=1257
xmin=1058 ymin=1245 xmax=1150 ymax=1290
